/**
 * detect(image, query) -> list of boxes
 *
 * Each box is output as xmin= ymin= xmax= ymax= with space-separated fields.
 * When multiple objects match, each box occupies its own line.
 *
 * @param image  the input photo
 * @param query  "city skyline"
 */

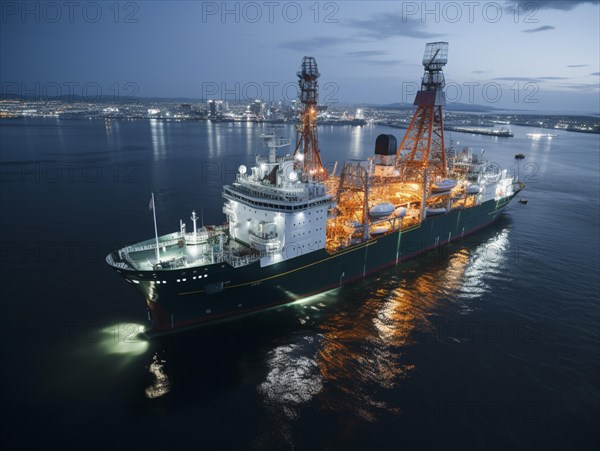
xmin=2 ymin=1 xmax=599 ymax=114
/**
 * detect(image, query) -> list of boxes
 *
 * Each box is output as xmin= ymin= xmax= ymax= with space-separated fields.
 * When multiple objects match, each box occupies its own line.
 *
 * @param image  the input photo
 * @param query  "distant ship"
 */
xmin=446 ymin=126 xmax=514 ymax=137
xmin=320 ymin=109 xmax=367 ymax=126
xmin=320 ymin=118 xmax=367 ymax=126
xmin=527 ymin=132 xmax=558 ymax=139
xmin=107 ymin=43 xmax=523 ymax=336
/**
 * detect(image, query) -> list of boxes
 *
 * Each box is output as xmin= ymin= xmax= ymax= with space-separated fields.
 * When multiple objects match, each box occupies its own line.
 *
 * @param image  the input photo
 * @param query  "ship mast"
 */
xmin=293 ymin=56 xmax=327 ymax=181
xmin=151 ymin=192 xmax=160 ymax=263
xmin=260 ymin=128 xmax=291 ymax=163
xmin=395 ymin=42 xmax=449 ymax=179
xmin=191 ymin=209 xmax=198 ymax=236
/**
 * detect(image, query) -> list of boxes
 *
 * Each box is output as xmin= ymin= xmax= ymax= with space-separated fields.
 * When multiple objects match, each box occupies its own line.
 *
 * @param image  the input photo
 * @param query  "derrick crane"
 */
xmin=293 ymin=56 xmax=327 ymax=181
xmin=395 ymin=42 xmax=449 ymax=179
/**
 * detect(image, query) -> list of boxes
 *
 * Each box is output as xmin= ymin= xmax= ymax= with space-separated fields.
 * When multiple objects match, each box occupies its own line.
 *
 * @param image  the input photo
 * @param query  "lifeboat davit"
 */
xmin=466 ymin=184 xmax=480 ymax=195
xmin=431 ymin=179 xmax=457 ymax=193
xmin=369 ymin=202 xmax=395 ymax=218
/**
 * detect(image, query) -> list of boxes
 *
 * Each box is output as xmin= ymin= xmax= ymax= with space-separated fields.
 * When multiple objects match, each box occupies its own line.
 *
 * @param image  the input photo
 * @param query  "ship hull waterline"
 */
xmin=110 ymin=194 xmax=519 ymax=338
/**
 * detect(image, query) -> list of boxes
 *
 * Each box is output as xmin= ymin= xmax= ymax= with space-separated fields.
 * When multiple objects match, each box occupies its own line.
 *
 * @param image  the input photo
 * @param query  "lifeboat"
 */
xmin=369 ymin=202 xmax=395 ymax=218
xmin=431 ymin=179 xmax=457 ymax=193
xmin=370 ymin=226 xmax=388 ymax=235
xmin=426 ymin=207 xmax=447 ymax=216
xmin=466 ymin=184 xmax=480 ymax=195
xmin=394 ymin=207 xmax=407 ymax=217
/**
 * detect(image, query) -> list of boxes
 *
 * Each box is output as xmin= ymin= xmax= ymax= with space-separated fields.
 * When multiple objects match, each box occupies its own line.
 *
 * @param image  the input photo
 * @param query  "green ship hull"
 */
xmin=108 ymin=192 xmax=519 ymax=336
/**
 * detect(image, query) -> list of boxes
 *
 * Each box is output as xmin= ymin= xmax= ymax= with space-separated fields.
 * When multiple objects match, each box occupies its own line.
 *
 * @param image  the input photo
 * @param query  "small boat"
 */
xmin=466 ymin=184 xmax=480 ymax=195
xmin=515 ymin=153 xmax=525 ymax=159
xmin=370 ymin=226 xmax=388 ymax=235
xmin=369 ymin=202 xmax=395 ymax=218
xmin=431 ymin=179 xmax=457 ymax=193
xmin=526 ymin=133 xmax=557 ymax=139
xmin=426 ymin=207 xmax=447 ymax=216
xmin=519 ymin=199 xmax=528 ymax=205
xmin=394 ymin=207 xmax=407 ymax=217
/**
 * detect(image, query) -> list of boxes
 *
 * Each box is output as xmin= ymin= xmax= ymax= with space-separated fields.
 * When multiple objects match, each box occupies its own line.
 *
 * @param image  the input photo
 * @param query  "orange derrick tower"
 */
xmin=395 ymin=42 xmax=449 ymax=179
xmin=293 ymin=56 xmax=327 ymax=181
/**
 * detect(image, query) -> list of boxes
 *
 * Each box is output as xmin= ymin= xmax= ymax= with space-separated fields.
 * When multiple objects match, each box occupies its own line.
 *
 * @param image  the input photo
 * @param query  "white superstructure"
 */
xmin=222 ymin=130 xmax=334 ymax=267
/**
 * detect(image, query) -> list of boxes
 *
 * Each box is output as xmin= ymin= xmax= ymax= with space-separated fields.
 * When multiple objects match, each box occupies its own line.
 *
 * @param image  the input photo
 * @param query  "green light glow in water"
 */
xmin=97 ymin=323 xmax=150 ymax=356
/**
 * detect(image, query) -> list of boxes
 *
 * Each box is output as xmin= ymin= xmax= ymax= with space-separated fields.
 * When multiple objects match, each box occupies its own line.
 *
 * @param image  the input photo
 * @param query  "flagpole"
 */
xmin=151 ymin=192 xmax=160 ymax=263
xmin=200 ymin=199 xmax=204 ymax=228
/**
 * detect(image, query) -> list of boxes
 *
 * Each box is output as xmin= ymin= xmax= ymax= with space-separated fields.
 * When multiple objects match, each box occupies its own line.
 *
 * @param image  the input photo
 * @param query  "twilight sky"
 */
xmin=2 ymin=0 xmax=599 ymax=113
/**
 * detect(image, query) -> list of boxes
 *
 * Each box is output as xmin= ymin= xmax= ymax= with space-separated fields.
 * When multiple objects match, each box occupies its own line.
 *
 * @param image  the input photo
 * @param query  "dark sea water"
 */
xmin=1 ymin=118 xmax=598 ymax=450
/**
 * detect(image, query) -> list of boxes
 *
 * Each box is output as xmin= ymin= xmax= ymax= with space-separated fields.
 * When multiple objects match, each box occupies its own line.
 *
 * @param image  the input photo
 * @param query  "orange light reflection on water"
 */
xmin=315 ymin=248 xmax=472 ymax=420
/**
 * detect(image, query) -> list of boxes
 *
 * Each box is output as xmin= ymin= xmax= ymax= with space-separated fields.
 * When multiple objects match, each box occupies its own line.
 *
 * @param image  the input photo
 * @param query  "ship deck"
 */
xmin=107 ymin=225 xmax=242 ymax=272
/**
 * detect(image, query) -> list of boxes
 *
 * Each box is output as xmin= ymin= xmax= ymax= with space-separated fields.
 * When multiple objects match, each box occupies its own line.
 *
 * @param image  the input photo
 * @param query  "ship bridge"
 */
xmin=222 ymin=132 xmax=333 ymax=267
xmin=223 ymin=176 xmax=331 ymax=212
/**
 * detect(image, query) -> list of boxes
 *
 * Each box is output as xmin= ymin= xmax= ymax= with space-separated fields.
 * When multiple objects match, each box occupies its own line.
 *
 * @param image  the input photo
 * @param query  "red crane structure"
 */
xmin=293 ymin=56 xmax=328 ymax=181
xmin=395 ymin=42 xmax=449 ymax=179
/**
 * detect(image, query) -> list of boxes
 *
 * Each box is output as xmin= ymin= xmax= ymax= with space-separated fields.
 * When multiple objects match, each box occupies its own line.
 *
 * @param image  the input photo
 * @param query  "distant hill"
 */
xmin=369 ymin=102 xmax=503 ymax=112
xmin=445 ymin=102 xmax=504 ymax=112
xmin=0 ymin=93 xmax=143 ymax=103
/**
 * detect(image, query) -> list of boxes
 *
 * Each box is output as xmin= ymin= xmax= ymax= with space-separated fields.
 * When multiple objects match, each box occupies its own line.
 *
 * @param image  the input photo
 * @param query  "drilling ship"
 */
xmin=106 ymin=43 xmax=523 ymax=336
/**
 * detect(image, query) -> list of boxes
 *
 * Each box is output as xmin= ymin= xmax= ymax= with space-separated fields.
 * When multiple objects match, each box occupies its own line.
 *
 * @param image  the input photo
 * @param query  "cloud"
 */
xmin=492 ymin=77 xmax=538 ymax=81
xmin=591 ymin=72 xmax=600 ymax=76
xmin=342 ymin=50 xmax=403 ymax=66
xmin=555 ymin=82 xmax=600 ymax=91
xmin=345 ymin=50 xmax=388 ymax=58
xmin=522 ymin=25 xmax=555 ymax=33
xmin=493 ymin=76 xmax=573 ymax=83
xmin=471 ymin=70 xmax=487 ymax=74
xmin=280 ymin=36 xmax=346 ymax=51
xmin=369 ymin=60 xmax=403 ymax=66
xmin=513 ymin=1 xmax=599 ymax=10
xmin=567 ymin=64 xmax=589 ymax=68
xmin=347 ymin=13 xmax=443 ymax=39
